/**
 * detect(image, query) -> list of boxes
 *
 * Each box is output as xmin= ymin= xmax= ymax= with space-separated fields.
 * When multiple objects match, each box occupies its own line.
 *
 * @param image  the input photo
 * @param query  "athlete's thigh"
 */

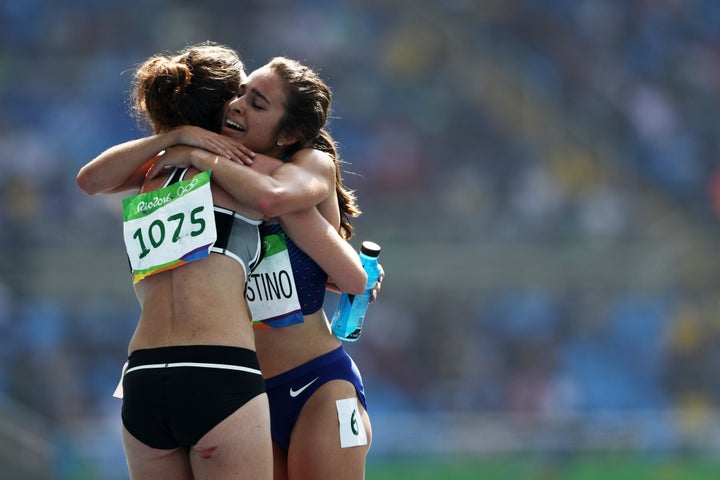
xmin=189 ymin=393 xmax=273 ymax=480
xmin=272 ymin=442 xmax=289 ymax=480
xmin=287 ymin=380 xmax=372 ymax=480
xmin=122 ymin=426 xmax=193 ymax=480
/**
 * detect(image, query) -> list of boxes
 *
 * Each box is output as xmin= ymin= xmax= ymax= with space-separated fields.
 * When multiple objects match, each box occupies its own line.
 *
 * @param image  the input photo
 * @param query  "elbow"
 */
xmin=345 ymin=271 xmax=368 ymax=295
xmin=75 ymin=168 xmax=99 ymax=195
xmin=255 ymin=188 xmax=289 ymax=218
xmin=325 ymin=262 xmax=367 ymax=295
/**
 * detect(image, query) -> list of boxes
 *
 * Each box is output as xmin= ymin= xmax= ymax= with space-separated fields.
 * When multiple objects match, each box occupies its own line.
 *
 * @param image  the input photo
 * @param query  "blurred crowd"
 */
xmin=2 ymin=0 xmax=720 ymax=472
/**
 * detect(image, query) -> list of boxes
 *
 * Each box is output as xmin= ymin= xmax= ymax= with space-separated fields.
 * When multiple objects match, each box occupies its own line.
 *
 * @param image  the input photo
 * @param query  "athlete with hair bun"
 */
xmin=79 ymin=42 xmax=276 ymax=480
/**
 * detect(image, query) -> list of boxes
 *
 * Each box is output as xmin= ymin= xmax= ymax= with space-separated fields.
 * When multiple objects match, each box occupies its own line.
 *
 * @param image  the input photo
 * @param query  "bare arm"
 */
xmin=148 ymin=147 xmax=335 ymax=217
xmin=279 ymin=209 xmax=367 ymax=295
xmin=76 ymin=137 xmax=162 ymax=195
xmin=282 ymin=210 xmax=385 ymax=299
xmin=76 ymin=126 xmax=256 ymax=195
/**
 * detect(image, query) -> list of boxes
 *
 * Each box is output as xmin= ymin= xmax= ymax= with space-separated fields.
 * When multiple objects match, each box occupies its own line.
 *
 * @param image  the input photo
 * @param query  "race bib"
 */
xmin=336 ymin=398 xmax=368 ymax=448
xmin=122 ymin=170 xmax=216 ymax=283
xmin=246 ymin=233 xmax=304 ymax=328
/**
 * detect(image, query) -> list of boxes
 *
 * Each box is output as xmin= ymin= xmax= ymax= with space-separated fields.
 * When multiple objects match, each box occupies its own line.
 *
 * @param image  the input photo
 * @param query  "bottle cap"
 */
xmin=361 ymin=241 xmax=381 ymax=257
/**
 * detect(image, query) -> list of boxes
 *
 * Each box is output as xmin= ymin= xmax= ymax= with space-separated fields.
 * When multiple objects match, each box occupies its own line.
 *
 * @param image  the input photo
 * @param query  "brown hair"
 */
xmin=268 ymin=57 xmax=361 ymax=239
xmin=131 ymin=42 xmax=244 ymax=134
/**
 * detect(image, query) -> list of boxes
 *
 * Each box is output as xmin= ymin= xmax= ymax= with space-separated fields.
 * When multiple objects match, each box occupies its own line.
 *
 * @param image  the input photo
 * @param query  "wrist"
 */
xmin=189 ymin=148 xmax=205 ymax=170
xmin=167 ymin=128 xmax=183 ymax=148
xmin=191 ymin=148 xmax=218 ymax=171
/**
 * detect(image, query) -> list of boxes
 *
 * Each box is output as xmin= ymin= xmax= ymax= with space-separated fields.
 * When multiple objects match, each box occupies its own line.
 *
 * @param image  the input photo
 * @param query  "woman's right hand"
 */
xmin=146 ymin=145 xmax=206 ymax=179
xmin=172 ymin=125 xmax=255 ymax=165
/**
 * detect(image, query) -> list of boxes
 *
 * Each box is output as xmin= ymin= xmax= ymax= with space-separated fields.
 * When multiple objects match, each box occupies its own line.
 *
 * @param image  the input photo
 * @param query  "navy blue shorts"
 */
xmin=121 ymin=345 xmax=265 ymax=449
xmin=264 ymin=346 xmax=367 ymax=451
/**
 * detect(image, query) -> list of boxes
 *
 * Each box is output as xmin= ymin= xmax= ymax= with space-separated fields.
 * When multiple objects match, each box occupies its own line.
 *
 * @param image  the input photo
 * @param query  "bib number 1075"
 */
xmin=132 ymin=206 xmax=206 ymax=259
xmin=122 ymin=170 xmax=217 ymax=283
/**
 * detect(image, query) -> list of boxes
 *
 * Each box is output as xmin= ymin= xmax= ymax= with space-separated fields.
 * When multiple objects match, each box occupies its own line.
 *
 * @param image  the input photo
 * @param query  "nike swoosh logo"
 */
xmin=289 ymin=377 xmax=319 ymax=398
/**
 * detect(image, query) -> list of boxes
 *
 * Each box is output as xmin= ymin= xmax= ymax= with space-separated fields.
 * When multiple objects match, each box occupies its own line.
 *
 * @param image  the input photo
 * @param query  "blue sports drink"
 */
xmin=330 ymin=241 xmax=381 ymax=342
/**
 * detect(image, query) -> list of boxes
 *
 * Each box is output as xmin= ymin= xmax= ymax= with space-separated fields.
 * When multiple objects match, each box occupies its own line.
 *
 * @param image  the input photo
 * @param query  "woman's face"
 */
xmin=221 ymin=65 xmax=287 ymax=155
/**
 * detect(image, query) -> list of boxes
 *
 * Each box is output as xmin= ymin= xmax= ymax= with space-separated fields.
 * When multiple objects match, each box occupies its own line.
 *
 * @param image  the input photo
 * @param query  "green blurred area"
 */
xmin=367 ymin=454 xmax=720 ymax=480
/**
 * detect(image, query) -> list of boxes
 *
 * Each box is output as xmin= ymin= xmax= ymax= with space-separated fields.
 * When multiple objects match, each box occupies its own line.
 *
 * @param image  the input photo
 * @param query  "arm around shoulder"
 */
xmin=76 ymin=132 xmax=183 ymax=195
xmin=186 ymin=148 xmax=336 ymax=217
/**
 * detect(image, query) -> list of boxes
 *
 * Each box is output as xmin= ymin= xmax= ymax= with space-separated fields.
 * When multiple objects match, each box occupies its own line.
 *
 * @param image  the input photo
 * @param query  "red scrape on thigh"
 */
xmin=196 ymin=445 xmax=218 ymax=459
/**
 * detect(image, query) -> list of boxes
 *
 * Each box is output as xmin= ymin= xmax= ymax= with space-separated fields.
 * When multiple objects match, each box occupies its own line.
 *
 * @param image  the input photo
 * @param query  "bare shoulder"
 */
xmin=288 ymin=148 xmax=335 ymax=174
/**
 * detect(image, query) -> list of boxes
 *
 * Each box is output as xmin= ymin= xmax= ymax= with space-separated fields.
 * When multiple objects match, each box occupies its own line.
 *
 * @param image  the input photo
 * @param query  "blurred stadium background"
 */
xmin=3 ymin=0 xmax=720 ymax=478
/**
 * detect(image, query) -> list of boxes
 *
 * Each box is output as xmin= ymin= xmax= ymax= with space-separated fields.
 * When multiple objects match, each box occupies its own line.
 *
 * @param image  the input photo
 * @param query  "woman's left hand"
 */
xmin=370 ymin=265 xmax=384 ymax=302
xmin=172 ymin=125 xmax=255 ymax=165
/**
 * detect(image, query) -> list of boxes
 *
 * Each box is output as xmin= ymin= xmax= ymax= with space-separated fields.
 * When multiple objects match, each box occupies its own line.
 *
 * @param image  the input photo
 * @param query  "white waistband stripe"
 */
xmin=124 ymin=362 xmax=262 ymax=376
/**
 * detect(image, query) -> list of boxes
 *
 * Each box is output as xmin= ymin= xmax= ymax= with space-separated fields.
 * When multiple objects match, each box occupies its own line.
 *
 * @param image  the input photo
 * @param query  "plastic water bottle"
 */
xmin=331 ymin=241 xmax=382 ymax=342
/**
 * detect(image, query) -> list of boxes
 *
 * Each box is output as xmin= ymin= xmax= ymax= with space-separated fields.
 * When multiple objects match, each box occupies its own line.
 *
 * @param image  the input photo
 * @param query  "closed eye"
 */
xmin=250 ymin=88 xmax=270 ymax=109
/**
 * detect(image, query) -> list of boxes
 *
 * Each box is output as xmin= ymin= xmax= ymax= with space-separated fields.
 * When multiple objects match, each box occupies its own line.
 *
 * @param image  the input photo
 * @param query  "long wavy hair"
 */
xmin=268 ymin=57 xmax=361 ymax=239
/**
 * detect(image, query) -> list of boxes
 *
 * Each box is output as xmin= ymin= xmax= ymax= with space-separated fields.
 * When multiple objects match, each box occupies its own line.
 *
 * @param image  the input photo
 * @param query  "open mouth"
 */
xmin=225 ymin=119 xmax=245 ymax=132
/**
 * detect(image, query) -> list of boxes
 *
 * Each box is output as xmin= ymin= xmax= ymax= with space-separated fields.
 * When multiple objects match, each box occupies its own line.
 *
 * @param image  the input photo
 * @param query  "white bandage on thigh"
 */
xmin=336 ymin=397 xmax=368 ymax=448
